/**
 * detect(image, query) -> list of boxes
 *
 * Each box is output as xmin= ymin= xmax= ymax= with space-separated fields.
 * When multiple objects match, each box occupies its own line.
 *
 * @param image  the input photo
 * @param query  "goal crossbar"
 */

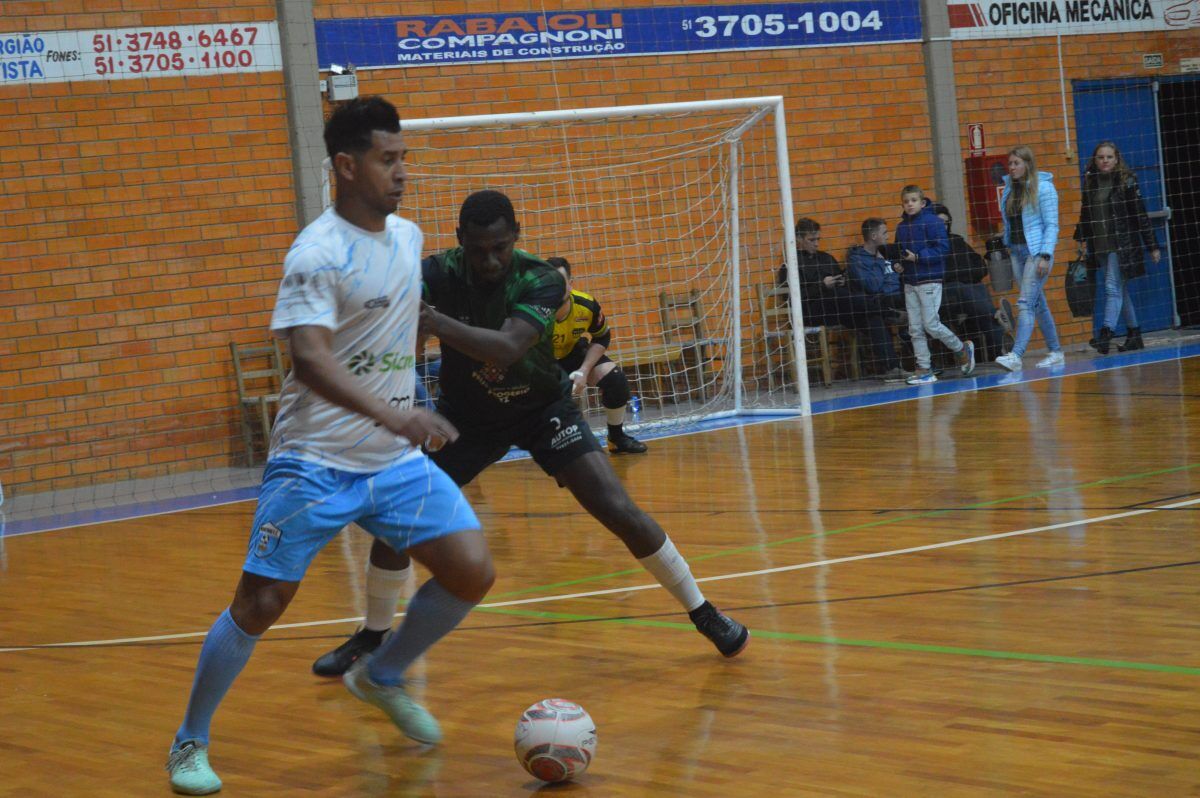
xmin=399 ymin=96 xmax=786 ymax=132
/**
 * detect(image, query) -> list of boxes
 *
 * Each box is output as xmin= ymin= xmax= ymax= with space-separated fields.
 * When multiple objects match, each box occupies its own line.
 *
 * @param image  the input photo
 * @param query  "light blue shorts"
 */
xmin=243 ymin=455 xmax=480 ymax=582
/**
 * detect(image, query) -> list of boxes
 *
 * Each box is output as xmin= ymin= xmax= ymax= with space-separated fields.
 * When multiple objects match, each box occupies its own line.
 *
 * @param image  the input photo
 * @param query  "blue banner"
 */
xmin=315 ymin=2 xmax=923 ymax=69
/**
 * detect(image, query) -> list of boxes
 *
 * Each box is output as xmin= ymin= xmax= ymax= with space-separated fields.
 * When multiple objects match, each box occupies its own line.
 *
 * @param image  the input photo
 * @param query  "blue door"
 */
xmin=1072 ymin=79 xmax=1174 ymax=334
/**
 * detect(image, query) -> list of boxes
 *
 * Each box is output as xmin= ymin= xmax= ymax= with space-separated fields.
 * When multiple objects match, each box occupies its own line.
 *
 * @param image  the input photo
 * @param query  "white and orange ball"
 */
xmin=513 ymin=698 xmax=597 ymax=783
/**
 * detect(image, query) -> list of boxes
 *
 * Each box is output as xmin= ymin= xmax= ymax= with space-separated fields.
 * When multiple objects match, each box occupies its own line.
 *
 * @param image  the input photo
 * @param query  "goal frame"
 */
xmin=324 ymin=97 xmax=812 ymax=421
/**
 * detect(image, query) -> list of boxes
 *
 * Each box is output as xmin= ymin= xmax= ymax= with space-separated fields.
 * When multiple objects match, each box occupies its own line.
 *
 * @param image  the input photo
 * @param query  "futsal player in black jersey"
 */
xmin=312 ymin=190 xmax=748 ymax=676
xmin=546 ymin=256 xmax=647 ymax=454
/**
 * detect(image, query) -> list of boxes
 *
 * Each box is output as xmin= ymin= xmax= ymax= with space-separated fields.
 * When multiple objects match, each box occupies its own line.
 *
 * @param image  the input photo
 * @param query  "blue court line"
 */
xmin=5 ymin=340 xmax=1199 ymax=538
xmin=1 ymin=488 xmax=260 ymax=538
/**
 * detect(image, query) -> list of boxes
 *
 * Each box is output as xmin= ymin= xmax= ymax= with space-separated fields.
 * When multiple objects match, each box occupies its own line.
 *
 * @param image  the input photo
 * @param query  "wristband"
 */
xmin=569 ymin=370 xmax=584 ymax=381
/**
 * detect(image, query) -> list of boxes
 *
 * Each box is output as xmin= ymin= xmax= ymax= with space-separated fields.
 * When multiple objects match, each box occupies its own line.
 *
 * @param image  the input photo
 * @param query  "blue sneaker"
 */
xmin=960 ymin=340 xmax=976 ymax=376
xmin=906 ymin=371 xmax=937 ymax=385
xmin=166 ymin=740 xmax=221 ymax=795
xmin=344 ymin=659 xmax=442 ymax=744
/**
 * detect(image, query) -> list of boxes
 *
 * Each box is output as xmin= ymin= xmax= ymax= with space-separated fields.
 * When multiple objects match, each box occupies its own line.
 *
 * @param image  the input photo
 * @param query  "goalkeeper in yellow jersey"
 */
xmin=547 ymin=256 xmax=647 ymax=454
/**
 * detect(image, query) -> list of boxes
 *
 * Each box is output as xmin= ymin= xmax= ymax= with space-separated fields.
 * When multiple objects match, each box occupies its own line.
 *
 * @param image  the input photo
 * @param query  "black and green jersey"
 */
xmin=422 ymin=247 xmax=568 ymax=432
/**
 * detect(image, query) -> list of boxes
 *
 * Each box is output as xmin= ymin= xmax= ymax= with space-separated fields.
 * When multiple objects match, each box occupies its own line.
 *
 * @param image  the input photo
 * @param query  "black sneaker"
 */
xmin=312 ymin=627 xmax=386 ymax=677
xmin=607 ymin=430 xmax=648 ymax=454
xmin=688 ymin=601 xmax=749 ymax=658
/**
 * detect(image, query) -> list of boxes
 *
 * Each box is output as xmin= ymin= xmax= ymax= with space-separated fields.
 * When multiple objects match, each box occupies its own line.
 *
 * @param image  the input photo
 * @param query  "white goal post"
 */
xmin=328 ymin=96 xmax=811 ymax=430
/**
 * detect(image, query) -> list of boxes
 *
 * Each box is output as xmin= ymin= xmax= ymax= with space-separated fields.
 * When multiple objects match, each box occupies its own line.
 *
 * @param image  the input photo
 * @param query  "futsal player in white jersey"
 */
xmin=165 ymin=97 xmax=495 ymax=796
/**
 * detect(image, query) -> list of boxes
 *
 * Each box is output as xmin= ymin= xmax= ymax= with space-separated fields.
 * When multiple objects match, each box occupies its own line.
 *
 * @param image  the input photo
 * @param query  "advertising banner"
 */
xmin=948 ymin=0 xmax=1199 ymax=39
xmin=315 ymin=3 xmax=923 ymax=70
xmin=0 ymin=23 xmax=280 ymax=85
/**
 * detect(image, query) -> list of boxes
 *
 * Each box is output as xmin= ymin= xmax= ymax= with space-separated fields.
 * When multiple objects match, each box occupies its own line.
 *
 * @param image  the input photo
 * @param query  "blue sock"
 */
xmin=368 ymin=579 xmax=475 ymax=687
xmin=174 ymin=608 xmax=260 ymax=747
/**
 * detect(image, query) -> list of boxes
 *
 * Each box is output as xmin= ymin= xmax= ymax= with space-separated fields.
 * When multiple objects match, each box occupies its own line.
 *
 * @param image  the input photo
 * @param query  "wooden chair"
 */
xmin=757 ymin=283 xmax=835 ymax=388
xmin=230 ymin=339 xmax=286 ymax=465
xmin=610 ymin=341 xmax=685 ymax=415
xmin=658 ymin=290 xmax=728 ymax=401
xmin=837 ymin=325 xmax=862 ymax=381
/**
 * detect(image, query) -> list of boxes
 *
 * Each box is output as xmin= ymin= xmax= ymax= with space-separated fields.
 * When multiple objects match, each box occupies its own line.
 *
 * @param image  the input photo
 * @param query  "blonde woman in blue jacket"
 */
xmin=995 ymin=145 xmax=1064 ymax=371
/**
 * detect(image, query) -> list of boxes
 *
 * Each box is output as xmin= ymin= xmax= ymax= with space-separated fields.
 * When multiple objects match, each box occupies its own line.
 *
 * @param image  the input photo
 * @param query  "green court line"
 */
xmin=474 ymin=605 xmax=1200 ymax=676
xmin=487 ymin=461 xmax=1200 ymax=600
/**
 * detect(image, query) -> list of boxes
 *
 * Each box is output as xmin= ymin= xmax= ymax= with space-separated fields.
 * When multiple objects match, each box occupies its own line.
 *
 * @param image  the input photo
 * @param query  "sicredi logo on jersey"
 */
xmin=347 ymin=350 xmax=416 ymax=376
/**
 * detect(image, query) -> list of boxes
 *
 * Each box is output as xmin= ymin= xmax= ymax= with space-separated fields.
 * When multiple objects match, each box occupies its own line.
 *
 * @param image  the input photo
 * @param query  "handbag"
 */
xmin=1064 ymin=249 xmax=1094 ymax=318
xmin=985 ymin=237 xmax=1013 ymax=293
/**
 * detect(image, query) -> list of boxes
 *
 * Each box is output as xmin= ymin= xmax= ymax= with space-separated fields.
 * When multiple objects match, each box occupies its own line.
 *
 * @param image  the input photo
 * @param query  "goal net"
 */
xmin=348 ymin=97 xmax=810 ymax=435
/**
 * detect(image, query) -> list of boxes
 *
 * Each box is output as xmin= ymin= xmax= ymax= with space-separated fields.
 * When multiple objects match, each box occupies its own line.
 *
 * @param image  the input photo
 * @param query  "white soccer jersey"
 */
xmin=268 ymin=208 xmax=424 ymax=472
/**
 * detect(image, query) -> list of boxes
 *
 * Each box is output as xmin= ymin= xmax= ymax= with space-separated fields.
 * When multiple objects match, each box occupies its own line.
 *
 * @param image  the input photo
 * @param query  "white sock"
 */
xmin=637 ymin=536 xmax=705 ymax=612
xmin=365 ymin=562 xmax=412 ymax=632
xmin=605 ymin=405 xmax=626 ymax=426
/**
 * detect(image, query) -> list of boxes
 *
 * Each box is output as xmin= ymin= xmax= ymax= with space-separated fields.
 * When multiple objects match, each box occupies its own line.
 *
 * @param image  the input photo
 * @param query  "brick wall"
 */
xmin=0 ymin=1 xmax=292 ymax=494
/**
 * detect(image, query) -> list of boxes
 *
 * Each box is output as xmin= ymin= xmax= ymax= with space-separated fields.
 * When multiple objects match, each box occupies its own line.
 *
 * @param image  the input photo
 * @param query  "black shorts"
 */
xmin=557 ymin=341 xmax=613 ymax=375
xmin=431 ymin=395 xmax=602 ymax=486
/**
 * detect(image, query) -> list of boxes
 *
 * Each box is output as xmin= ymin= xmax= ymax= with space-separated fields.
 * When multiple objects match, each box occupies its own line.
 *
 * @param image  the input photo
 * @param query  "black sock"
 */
xmin=607 ymin=424 xmax=624 ymax=438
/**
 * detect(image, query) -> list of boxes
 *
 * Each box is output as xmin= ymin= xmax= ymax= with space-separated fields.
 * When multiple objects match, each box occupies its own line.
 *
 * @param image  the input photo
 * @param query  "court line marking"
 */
xmin=470 ymin=607 xmax=1200 ymax=676
xmin=481 ymin=496 xmax=1200 ymax=605
xmin=486 ymin=462 xmax=1200 ymax=599
xmin=3 ymin=495 xmax=1197 ymax=657
xmin=7 ymin=344 xmax=1199 ymax=539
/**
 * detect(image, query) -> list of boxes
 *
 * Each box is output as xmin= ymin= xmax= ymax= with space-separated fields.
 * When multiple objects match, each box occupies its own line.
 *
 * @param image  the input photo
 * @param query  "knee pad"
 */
xmin=597 ymin=368 xmax=631 ymax=409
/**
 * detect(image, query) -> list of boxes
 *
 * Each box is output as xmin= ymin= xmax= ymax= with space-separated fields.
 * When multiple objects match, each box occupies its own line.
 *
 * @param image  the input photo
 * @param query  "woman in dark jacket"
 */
xmin=1074 ymin=140 xmax=1161 ymax=353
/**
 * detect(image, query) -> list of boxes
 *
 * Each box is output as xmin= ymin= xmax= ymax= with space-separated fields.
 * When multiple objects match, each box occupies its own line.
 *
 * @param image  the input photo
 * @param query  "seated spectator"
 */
xmin=776 ymin=217 xmax=905 ymax=381
xmin=847 ymin=217 xmax=906 ymax=315
xmin=929 ymin=203 xmax=1009 ymax=362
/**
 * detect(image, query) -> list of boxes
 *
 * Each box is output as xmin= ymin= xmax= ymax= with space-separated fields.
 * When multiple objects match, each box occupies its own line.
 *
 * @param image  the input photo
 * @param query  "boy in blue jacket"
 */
xmin=894 ymin=185 xmax=975 ymax=384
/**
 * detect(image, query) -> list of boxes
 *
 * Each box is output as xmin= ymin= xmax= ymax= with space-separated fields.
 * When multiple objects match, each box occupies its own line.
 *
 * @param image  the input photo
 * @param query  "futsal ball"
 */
xmin=513 ymin=698 xmax=597 ymax=782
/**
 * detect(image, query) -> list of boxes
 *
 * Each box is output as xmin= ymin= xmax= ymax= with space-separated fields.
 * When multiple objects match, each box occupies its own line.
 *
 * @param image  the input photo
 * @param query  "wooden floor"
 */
xmin=3 ymin=358 xmax=1200 ymax=797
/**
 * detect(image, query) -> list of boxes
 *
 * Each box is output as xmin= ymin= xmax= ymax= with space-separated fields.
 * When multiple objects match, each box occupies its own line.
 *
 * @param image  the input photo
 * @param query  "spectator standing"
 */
xmin=893 ymin=186 xmax=975 ymax=384
xmin=995 ymin=146 xmax=1065 ymax=372
xmin=1074 ymin=140 xmax=1161 ymax=354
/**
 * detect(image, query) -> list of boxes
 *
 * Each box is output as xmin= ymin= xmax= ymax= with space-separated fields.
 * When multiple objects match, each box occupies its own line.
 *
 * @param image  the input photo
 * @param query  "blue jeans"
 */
xmin=1011 ymin=244 xmax=1060 ymax=357
xmin=1100 ymin=251 xmax=1138 ymax=330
